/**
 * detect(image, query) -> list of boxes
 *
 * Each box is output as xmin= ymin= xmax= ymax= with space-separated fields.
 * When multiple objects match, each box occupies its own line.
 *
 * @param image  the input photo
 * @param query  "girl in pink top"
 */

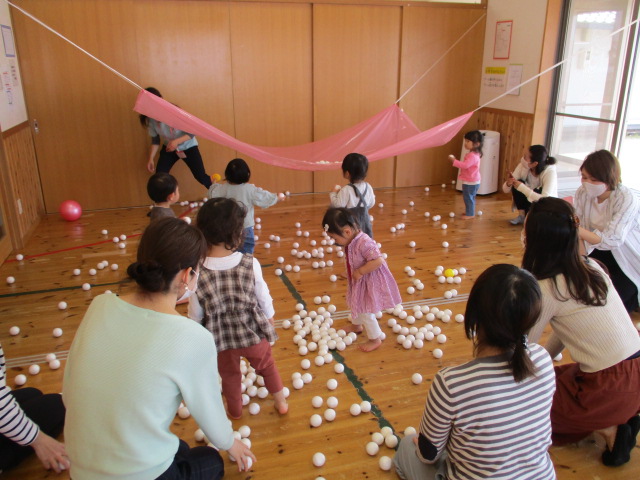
xmin=448 ymin=130 xmax=484 ymax=219
xmin=322 ymin=207 xmax=402 ymax=352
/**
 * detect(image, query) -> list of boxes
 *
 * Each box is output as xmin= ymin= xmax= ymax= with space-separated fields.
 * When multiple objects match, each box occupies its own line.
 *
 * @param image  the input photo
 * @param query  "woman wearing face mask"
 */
xmin=503 ymin=144 xmax=558 ymax=225
xmin=523 ymin=197 xmax=640 ymax=467
xmin=574 ymin=150 xmax=640 ymax=313
xmin=63 ymin=217 xmax=255 ymax=479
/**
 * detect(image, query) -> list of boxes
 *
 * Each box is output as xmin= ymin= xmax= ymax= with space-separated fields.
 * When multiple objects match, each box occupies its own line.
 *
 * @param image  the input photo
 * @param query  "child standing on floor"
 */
xmin=448 ymin=130 xmax=484 ymax=219
xmin=330 ymin=153 xmax=376 ymax=238
xmin=146 ymin=172 xmax=179 ymax=221
xmin=189 ymin=197 xmax=288 ymax=419
xmin=322 ymin=207 xmax=401 ymax=352
xmin=208 ymin=158 xmax=281 ymax=254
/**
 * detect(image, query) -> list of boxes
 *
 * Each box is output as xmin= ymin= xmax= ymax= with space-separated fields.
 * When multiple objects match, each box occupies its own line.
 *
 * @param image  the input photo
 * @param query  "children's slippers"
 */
xmin=602 ymin=424 xmax=633 ymax=467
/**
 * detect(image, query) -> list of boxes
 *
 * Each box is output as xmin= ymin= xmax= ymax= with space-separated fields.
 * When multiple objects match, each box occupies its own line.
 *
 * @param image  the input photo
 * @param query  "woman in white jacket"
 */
xmin=574 ymin=150 xmax=639 ymax=312
xmin=503 ymin=145 xmax=558 ymax=225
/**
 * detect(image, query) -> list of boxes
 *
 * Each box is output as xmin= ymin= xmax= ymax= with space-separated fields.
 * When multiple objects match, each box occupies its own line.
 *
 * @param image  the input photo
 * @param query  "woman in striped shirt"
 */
xmin=0 ymin=342 xmax=68 ymax=473
xmin=394 ymin=264 xmax=556 ymax=480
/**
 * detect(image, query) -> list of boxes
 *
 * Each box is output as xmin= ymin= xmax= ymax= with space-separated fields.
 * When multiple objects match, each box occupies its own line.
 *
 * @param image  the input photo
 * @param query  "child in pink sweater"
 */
xmin=448 ymin=130 xmax=484 ymax=219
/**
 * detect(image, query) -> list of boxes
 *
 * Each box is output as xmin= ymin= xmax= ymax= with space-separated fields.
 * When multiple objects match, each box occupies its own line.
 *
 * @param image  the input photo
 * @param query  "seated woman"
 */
xmin=503 ymin=144 xmax=557 ymax=224
xmin=0 ymin=342 xmax=68 ymax=473
xmin=63 ymin=217 xmax=255 ymax=479
xmin=523 ymin=197 xmax=640 ymax=467
xmin=393 ymin=264 xmax=556 ymax=480
xmin=574 ymin=149 xmax=640 ymax=312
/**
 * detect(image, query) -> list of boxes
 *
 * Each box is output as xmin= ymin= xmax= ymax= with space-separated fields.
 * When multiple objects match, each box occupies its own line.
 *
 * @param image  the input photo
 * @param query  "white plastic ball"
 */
xmin=459 ymin=267 xmax=467 ymax=274
xmin=384 ymin=435 xmax=398 ymax=448
xmin=312 ymin=396 xmax=323 ymax=408
xmin=441 ymin=183 xmax=446 ymax=188
xmin=118 ymin=242 xmax=126 ymax=249
xmin=380 ymin=426 xmax=394 ymax=438
xmin=408 ymin=241 xmax=416 ymax=248
xmin=366 ymin=442 xmax=379 ymax=456
xmin=554 ymin=353 xmax=563 ymax=362
xmin=292 ymin=378 xmax=304 ymax=390
xmin=350 ymin=403 xmax=362 ymax=416
xmin=390 ymin=227 xmax=396 ymax=233
xmin=360 ymin=401 xmax=372 ymax=413
xmin=433 ymin=348 xmax=443 ymax=359
xmin=15 ymin=254 xmax=24 ymax=261
xmin=178 ymin=406 xmax=191 ymax=419
xmin=45 ymin=353 xmax=56 ymax=362
xmin=275 ymin=269 xmax=283 ymax=276
xmin=401 ymin=209 xmax=407 ymax=215
xmin=249 ymin=403 xmax=261 ymax=415
xmin=455 ymin=314 xmax=464 ymax=323
xmin=324 ymin=408 xmax=336 ymax=422
xmin=442 ymin=241 xmax=449 ymax=248
xmin=334 ymin=363 xmax=344 ymax=374
xmin=327 ymin=378 xmax=338 ymax=390
xmin=444 ymin=291 xmax=452 ymax=299
xmin=49 ymin=359 xmax=61 ymax=370
xmin=380 ymin=456 xmax=394 ymax=470
xmin=28 ymin=364 xmax=40 ymax=375
xmin=449 ymin=212 xmax=455 ymax=218
xmin=411 ymin=373 xmax=423 ymax=384
xmin=322 ymin=295 xmax=330 ymax=303
xmin=52 ymin=328 xmax=63 ymax=337
xmin=312 ymin=452 xmax=326 ymax=467
xmin=378 ymin=203 xmax=384 ymax=208
xmin=327 ymin=396 xmax=338 ymax=408
xmin=424 ymin=211 xmax=430 ymax=217
xmin=9 ymin=326 xmax=20 ymax=336
xmin=58 ymin=301 xmax=68 ymax=310
xmin=437 ymin=334 xmax=447 ymax=344
xmin=302 ymin=373 xmax=313 ymax=384
xmin=372 ymin=432 xmax=384 ymax=445
xmin=310 ymin=414 xmax=323 ymax=427
xmin=6 ymin=276 xmax=15 ymax=284
xmin=82 ymin=283 xmax=91 ymax=291
xmin=478 ymin=210 xmax=483 ymax=216
xmin=424 ymin=187 xmax=430 ymax=192
xmin=441 ymin=224 xmax=448 ymax=230
xmin=14 ymin=374 xmax=27 ymax=386
xmin=72 ymin=269 xmax=81 ymax=276
xmin=407 ymin=286 xmax=415 ymax=294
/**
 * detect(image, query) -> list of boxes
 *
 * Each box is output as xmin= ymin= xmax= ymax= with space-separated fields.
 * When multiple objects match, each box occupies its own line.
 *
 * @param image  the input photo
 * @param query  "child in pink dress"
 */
xmin=322 ymin=207 xmax=402 ymax=352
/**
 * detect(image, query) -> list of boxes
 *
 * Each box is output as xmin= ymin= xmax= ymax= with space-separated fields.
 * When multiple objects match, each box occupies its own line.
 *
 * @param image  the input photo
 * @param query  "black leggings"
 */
xmin=0 ymin=389 xmax=65 ymax=471
xmin=589 ymin=249 xmax=639 ymax=313
xmin=156 ymin=145 xmax=212 ymax=189
xmin=156 ymin=439 xmax=224 ymax=480
xmin=511 ymin=185 xmax=543 ymax=215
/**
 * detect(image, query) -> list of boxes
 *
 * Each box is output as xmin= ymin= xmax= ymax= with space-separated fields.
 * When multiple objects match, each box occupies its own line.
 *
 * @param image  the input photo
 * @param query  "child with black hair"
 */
xmin=208 ymin=158 xmax=281 ymax=254
xmin=322 ymin=207 xmax=401 ymax=352
xmin=394 ymin=264 xmax=556 ymax=480
xmin=146 ymin=172 xmax=179 ymax=221
xmin=448 ymin=130 xmax=484 ymax=219
xmin=330 ymin=153 xmax=375 ymax=238
xmin=189 ymin=197 xmax=288 ymax=419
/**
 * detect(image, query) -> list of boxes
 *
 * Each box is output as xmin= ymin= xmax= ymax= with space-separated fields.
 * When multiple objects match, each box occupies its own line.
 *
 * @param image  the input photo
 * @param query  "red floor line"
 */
xmin=4 ymin=206 xmax=197 ymax=263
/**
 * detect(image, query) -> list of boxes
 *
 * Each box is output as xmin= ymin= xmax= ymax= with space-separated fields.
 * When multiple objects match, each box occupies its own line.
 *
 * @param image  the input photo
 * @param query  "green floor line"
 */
xmin=331 ymin=350 xmax=394 ymax=434
xmin=277 ymin=272 xmax=306 ymax=309
xmin=0 ymin=280 xmax=130 ymax=299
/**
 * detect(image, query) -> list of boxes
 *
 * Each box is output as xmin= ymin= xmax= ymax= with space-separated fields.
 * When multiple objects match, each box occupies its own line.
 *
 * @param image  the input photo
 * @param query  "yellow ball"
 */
xmin=211 ymin=173 xmax=221 ymax=182
xmin=444 ymin=268 xmax=455 ymax=278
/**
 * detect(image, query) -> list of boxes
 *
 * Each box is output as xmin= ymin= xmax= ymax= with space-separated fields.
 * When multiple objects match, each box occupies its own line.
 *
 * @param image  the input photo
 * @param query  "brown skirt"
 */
xmin=551 ymin=354 xmax=640 ymax=445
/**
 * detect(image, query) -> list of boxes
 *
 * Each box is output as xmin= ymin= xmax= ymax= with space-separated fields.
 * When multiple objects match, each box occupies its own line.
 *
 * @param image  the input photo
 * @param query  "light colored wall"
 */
xmin=479 ymin=0 xmax=549 ymax=114
xmin=0 ymin=1 xmax=27 ymax=131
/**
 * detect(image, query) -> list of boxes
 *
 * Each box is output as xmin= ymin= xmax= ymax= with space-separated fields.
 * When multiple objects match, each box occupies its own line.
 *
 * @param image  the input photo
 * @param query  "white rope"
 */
xmin=6 ymin=0 xmax=142 ymax=90
xmin=475 ymin=16 xmax=639 ymax=112
xmin=396 ymin=13 xmax=487 ymax=104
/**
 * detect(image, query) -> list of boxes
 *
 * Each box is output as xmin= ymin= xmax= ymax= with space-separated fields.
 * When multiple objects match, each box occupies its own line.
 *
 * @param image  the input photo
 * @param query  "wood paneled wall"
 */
xmin=0 ymin=122 xmax=44 ymax=249
xmin=11 ymin=0 xmax=485 ymax=212
xmin=477 ymin=107 xmax=534 ymax=186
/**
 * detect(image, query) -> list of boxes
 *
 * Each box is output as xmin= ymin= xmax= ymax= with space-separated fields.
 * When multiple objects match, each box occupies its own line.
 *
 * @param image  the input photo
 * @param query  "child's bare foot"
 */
xmin=461 ymin=215 xmax=475 ymax=220
xmin=345 ymin=325 xmax=363 ymax=334
xmin=228 ymin=411 xmax=242 ymax=420
xmin=273 ymin=391 xmax=289 ymax=415
xmin=359 ymin=337 xmax=382 ymax=352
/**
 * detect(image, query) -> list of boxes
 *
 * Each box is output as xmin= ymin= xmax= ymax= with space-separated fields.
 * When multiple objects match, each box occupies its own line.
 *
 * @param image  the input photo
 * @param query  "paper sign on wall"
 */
xmin=507 ymin=64 xmax=523 ymax=95
xmin=483 ymin=66 xmax=506 ymax=90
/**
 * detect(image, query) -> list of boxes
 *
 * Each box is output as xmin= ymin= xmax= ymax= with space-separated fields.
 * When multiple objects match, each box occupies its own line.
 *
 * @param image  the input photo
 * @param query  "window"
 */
xmin=549 ymin=0 xmax=639 ymax=190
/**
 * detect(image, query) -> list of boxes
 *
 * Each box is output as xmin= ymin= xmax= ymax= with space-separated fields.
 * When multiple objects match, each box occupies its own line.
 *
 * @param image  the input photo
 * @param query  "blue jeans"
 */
xmin=239 ymin=226 xmax=255 ymax=254
xmin=462 ymin=184 xmax=480 ymax=216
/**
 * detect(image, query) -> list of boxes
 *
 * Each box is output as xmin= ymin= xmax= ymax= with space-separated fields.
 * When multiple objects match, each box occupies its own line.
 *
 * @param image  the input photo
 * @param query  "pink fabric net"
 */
xmin=134 ymin=90 xmax=473 ymax=171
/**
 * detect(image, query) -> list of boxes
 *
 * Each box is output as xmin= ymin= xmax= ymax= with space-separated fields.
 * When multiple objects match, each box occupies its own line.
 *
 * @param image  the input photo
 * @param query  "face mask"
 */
xmin=582 ymin=181 xmax=607 ymax=198
xmin=178 ymin=270 xmax=199 ymax=302
xmin=520 ymin=157 xmax=530 ymax=169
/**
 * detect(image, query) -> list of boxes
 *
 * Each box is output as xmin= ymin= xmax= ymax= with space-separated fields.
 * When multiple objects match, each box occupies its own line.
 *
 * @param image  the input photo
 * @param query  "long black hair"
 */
xmin=465 ymin=264 xmax=541 ymax=382
xmin=464 ymin=130 xmax=484 ymax=157
xmin=522 ymin=197 xmax=607 ymax=306
xmin=529 ymin=145 xmax=556 ymax=175
xmin=138 ymin=87 xmax=163 ymax=127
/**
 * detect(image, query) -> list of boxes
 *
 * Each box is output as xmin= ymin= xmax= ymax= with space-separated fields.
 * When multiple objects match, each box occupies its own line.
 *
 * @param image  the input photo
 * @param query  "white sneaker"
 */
xmin=509 ymin=214 xmax=525 ymax=225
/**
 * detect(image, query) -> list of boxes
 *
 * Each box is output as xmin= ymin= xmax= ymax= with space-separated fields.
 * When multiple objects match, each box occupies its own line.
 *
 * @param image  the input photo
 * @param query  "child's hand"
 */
xmin=268 ymin=317 xmax=275 ymax=326
xmin=352 ymin=269 xmax=363 ymax=282
xmin=227 ymin=438 xmax=256 ymax=472
xmin=448 ymin=154 xmax=456 ymax=162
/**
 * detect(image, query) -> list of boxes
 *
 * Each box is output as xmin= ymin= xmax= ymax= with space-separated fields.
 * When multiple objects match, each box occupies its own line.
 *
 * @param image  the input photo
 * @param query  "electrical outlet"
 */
xmin=17 ymin=199 xmax=23 ymax=215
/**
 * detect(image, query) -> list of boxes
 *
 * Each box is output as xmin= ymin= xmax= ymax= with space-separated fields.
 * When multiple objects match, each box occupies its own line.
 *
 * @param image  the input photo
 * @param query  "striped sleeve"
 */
xmin=0 ymin=344 xmax=39 ymax=446
xmin=419 ymin=370 xmax=454 ymax=463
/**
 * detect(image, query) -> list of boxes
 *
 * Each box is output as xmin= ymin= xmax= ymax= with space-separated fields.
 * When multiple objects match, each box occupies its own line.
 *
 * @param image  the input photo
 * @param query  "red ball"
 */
xmin=59 ymin=200 xmax=82 ymax=221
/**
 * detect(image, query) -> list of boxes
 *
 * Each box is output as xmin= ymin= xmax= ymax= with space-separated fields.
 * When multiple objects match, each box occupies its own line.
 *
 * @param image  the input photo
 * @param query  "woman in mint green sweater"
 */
xmin=64 ymin=218 xmax=255 ymax=479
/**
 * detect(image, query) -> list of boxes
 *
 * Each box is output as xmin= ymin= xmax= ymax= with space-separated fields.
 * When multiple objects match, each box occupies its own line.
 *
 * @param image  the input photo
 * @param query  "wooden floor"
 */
xmin=1 ymin=186 xmax=639 ymax=479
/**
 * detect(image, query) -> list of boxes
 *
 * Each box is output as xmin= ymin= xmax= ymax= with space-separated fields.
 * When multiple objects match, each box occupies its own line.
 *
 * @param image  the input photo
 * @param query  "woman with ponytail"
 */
xmin=524 ymin=197 xmax=640 ymax=467
xmin=63 ymin=218 xmax=255 ymax=479
xmin=394 ymin=264 xmax=556 ymax=480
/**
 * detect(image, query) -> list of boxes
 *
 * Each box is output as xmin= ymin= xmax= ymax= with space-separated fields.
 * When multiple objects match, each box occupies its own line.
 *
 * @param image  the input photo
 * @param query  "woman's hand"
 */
xmin=166 ymin=139 xmax=179 ymax=152
xmin=505 ymin=171 xmax=516 ymax=187
xmin=227 ymin=438 xmax=257 ymax=472
xmin=31 ymin=432 xmax=70 ymax=473
xmin=147 ymin=159 xmax=155 ymax=173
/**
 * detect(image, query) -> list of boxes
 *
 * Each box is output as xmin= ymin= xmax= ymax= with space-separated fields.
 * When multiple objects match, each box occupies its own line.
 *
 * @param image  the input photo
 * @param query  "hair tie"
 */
xmin=521 ymin=335 xmax=529 ymax=350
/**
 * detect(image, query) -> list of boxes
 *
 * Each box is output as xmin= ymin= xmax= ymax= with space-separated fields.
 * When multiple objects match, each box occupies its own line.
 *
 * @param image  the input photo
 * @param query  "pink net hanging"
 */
xmin=134 ymin=89 xmax=472 ymax=171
